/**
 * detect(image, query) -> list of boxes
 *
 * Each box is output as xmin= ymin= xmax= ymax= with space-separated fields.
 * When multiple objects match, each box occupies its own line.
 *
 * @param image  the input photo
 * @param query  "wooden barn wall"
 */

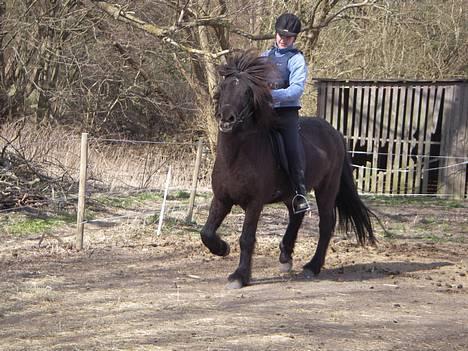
xmin=315 ymin=80 xmax=467 ymax=199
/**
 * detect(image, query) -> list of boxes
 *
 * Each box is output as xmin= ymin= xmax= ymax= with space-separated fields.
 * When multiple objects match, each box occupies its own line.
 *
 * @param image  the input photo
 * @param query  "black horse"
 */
xmin=201 ymin=50 xmax=376 ymax=289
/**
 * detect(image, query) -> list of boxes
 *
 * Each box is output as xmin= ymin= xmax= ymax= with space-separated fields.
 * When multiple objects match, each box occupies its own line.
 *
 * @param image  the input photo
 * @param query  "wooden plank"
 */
xmin=392 ymin=86 xmax=406 ymax=194
xmin=339 ymin=87 xmax=345 ymax=134
xmin=371 ymin=86 xmax=383 ymax=193
xmin=399 ymin=86 xmax=410 ymax=194
xmin=414 ymin=86 xmax=428 ymax=194
xmin=385 ymin=86 xmax=399 ymax=194
xmin=431 ymin=87 xmax=443 ymax=134
xmin=422 ymin=86 xmax=437 ymax=192
xmin=452 ymin=84 xmax=467 ymax=199
xmin=378 ymin=172 xmax=385 ymax=195
xmin=365 ymin=86 xmax=376 ymax=193
xmin=76 ymin=133 xmax=89 ymax=251
xmin=357 ymin=165 xmax=364 ymax=194
xmin=381 ymin=86 xmax=391 ymax=147
xmin=332 ymin=85 xmax=340 ymax=130
xmin=407 ymin=86 xmax=421 ymax=194
xmin=317 ymin=82 xmax=326 ymax=118
xmin=360 ymin=86 xmax=369 ymax=147
xmin=438 ymin=86 xmax=452 ymax=196
xmin=379 ymin=85 xmax=391 ymax=194
xmin=347 ymin=86 xmax=355 ymax=151
xmin=325 ymin=82 xmax=334 ymax=124
xmin=354 ymin=86 xmax=363 ymax=152
xmin=446 ymin=85 xmax=460 ymax=197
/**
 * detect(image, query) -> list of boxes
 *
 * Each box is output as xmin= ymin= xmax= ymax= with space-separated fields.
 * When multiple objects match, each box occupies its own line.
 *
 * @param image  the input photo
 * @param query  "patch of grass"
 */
xmin=167 ymin=190 xmax=190 ymax=200
xmin=4 ymin=213 xmax=75 ymax=236
xmin=364 ymin=195 xmax=466 ymax=208
xmin=94 ymin=192 xmax=163 ymax=209
xmin=93 ymin=190 xmax=196 ymax=209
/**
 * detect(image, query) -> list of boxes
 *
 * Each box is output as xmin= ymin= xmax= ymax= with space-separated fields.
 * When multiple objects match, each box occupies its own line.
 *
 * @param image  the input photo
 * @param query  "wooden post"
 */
xmin=185 ymin=140 xmax=203 ymax=223
xmin=76 ymin=133 xmax=88 ymax=250
xmin=156 ymin=165 xmax=171 ymax=236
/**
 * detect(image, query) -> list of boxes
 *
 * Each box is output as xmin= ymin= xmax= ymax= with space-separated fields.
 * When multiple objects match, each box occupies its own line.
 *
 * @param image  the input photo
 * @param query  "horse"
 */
xmin=201 ymin=49 xmax=376 ymax=289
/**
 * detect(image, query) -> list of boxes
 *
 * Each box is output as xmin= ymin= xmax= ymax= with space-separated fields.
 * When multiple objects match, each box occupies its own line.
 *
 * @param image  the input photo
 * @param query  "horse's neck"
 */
xmin=217 ymin=130 xmax=269 ymax=165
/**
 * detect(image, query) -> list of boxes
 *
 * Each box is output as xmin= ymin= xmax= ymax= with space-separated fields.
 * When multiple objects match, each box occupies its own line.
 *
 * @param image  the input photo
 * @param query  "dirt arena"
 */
xmin=1 ymin=198 xmax=467 ymax=350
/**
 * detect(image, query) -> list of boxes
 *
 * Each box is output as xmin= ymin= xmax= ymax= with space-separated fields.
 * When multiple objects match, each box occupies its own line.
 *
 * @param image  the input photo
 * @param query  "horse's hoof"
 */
xmin=225 ymin=280 xmax=243 ymax=289
xmin=279 ymin=260 xmax=293 ymax=273
xmin=302 ymin=268 xmax=318 ymax=279
xmin=222 ymin=242 xmax=230 ymax=257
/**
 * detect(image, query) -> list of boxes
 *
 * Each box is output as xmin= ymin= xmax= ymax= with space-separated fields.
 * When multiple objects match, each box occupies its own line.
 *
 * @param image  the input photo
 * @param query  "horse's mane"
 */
xmin=217 ymin=49 xmax=277 ymax=128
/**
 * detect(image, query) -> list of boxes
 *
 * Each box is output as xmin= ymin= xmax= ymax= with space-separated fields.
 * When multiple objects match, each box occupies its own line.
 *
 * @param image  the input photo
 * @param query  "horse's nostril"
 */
xmin=227 ymin=115 xmax=236 ymax=123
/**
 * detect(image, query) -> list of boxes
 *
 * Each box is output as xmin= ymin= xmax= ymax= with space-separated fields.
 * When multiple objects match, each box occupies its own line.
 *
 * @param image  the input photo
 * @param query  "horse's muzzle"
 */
xmin=218 ymin=120 xmax=235 ymax=133
xmin=218 ymin=114 xmax=237 ymax=133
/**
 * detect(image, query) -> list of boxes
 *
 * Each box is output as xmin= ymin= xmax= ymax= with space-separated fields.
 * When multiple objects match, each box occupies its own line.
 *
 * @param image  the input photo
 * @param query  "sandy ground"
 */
xmin=0 ymin=198 xmax=467 ymax=351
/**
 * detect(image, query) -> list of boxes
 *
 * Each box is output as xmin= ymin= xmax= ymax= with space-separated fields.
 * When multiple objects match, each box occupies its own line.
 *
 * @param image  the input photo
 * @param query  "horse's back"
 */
xmin=299 ymin=116 xmax=346 ymax=188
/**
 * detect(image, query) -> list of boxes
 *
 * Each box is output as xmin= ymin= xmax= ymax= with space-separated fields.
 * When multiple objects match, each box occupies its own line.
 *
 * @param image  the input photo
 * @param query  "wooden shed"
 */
xmin=314 ymin=79 xmax=467 ymax=199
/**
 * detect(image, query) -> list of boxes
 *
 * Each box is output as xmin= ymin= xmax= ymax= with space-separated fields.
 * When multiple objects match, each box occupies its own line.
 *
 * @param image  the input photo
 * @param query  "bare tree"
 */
xmin=86 ymin=0 xmax=379 ymax=144
xmin=1 ymin=0 xmax=464 ymax=144
xmin=312 ymin=0 xmax=467 ymax=80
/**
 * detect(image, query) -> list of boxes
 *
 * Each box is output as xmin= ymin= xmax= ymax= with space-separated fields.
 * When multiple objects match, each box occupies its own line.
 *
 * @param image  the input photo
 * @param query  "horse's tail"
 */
xmin=335 ymin=144 xmax=377 ymax=246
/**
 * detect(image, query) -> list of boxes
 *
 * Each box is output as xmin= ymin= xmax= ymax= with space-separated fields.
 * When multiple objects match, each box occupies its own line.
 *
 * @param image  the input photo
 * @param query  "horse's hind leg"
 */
xmin=303 ymin=188 xmax=337 ymax=275
xmin=201 ymin=197 xmax=233 ymax=257
xmin=279 ymin=203 xmax=305 ymax=272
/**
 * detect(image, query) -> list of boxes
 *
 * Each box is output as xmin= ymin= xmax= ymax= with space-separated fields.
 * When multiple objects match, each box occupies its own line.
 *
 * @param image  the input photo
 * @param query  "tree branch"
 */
xmin=91 ymin=1 xmax=230 ymax=58
xmin=305 ymin=0 xmax=376 ymax=31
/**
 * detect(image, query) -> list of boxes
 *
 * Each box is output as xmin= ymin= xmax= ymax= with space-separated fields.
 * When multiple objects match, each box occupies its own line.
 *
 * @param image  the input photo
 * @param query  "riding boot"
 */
xmin=292 ymin=170 xmax=310 ymax=214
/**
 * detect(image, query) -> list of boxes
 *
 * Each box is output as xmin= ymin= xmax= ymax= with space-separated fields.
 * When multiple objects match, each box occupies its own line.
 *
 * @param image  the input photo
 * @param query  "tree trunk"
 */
xmin=196 ymin=0 xmax=222 ymax=150
xmin=0 ymin=0 xmax=6 ymax=120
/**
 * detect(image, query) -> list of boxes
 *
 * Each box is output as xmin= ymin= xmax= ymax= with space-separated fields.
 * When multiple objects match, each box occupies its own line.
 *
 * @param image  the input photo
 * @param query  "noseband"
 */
xmin=222 ymin=102 xmax=253 ymax=125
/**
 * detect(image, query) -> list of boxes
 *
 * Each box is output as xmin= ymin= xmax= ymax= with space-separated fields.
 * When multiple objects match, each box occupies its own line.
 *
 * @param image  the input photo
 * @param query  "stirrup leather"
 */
xmin=292 ymin=193 xmax=310 ymax=214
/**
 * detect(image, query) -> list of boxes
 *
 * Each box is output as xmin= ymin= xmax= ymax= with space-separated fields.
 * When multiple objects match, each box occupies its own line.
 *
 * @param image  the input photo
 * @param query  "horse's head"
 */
xmin=215 ymin=74 xmax=253 ymax=133
xmin=214 ymin=50 xmax=276 ymax=133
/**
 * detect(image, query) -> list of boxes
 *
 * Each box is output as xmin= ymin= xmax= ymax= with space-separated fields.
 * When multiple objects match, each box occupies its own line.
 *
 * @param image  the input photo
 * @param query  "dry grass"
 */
xmin=1 ymin=122 xmax=213 ymax=203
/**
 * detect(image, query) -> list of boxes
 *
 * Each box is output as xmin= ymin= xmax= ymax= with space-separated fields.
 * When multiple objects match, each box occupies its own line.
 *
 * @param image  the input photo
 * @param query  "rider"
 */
xmin=262 ymin=13 xmax=310 ymax=213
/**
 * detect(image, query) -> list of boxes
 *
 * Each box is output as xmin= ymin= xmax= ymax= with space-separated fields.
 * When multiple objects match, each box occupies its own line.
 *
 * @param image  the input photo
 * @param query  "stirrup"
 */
xmin=292 ymin=193 xmax=310 ymax=214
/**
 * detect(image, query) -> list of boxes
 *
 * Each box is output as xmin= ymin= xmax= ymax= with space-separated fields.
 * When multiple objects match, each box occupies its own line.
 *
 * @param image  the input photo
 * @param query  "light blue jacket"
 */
xmin=262 ymin=46 xmax=308 ymax=109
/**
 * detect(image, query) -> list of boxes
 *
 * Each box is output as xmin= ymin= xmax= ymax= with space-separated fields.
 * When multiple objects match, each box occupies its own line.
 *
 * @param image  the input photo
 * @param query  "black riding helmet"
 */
xmin=275 ymin=13 xmax=301 ymax=37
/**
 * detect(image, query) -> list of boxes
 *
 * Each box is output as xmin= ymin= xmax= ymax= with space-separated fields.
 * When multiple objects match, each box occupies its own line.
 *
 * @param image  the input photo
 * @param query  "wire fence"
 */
xmin=1 ymin=134 xmax=466 ymax=215
xmin=1 ymin=131 xmax=466 ymax=249
xmin=2 ymin=134 xmax=467 ymax=210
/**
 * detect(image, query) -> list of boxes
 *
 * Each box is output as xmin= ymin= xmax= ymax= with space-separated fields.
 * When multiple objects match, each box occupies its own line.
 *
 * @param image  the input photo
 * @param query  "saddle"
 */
xmin=269 ymin=129 xmax=289 ymax=175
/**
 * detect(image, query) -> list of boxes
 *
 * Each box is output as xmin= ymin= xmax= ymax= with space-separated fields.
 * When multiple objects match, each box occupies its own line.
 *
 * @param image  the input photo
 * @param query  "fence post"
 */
xmin=185 ymin=140 xmax=203 ymax=223
xmin=156 ymin=165 xmax=172 ymax=236
xmin=76 ymin=133 xmax=88 ymax=250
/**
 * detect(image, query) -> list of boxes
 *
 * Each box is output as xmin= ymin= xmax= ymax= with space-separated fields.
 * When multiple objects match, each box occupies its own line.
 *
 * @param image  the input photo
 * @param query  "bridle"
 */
xmin=217 ymin=76 xmax=254 ymax=128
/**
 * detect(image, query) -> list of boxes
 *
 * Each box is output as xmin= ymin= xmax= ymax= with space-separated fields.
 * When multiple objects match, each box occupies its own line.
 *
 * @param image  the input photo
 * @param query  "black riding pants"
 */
xmin=274 ymin=107 xmax=306 ymax=192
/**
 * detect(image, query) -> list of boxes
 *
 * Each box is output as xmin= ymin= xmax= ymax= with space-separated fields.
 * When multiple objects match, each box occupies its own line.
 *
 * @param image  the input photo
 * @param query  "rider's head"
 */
xmin=274 ymin=13 xmax=301 ymax=49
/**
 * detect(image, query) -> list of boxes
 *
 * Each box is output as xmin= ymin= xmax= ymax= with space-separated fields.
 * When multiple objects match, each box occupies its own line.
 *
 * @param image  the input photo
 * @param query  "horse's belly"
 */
xmin=212 ymin=166 xmax=287 ymax=206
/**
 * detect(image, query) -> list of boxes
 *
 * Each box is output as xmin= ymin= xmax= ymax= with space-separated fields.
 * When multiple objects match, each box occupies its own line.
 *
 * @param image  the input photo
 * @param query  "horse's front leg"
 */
xmin=227 ymin=203 xmax=263 ymax=289
xmin=201 ymin=197 xmax=233 ymax=257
